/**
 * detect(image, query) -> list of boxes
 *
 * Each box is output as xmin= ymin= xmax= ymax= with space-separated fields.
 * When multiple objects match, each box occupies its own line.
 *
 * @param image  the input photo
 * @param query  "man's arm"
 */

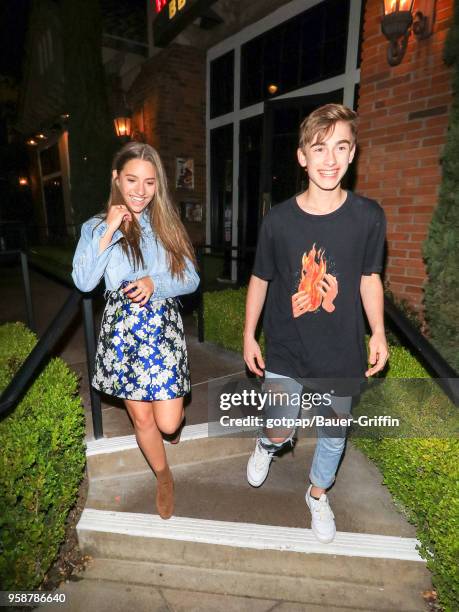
xmin=360 ymin=273 xmax=389 ymax=376
xmin=243 ymin=275 xmax=268 ymax=376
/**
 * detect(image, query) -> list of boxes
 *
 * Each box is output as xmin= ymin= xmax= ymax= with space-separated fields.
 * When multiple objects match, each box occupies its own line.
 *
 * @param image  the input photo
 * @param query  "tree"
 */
xmin=62 ymin=0 xmax=117 ymax=225
xmin=423 ymin=2 xmax=459 ymax=371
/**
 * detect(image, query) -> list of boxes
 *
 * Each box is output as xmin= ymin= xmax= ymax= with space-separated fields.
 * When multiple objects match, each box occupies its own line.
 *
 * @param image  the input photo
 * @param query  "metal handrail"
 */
xmin=0 ymin=250 xmax=35 ymax=331
xmin=0 ymin=250 xmax=104 ymax=438
xmin=384 ymin=296 xmax=458 ymax=404
xmin=1 ymin=247 xmax=456 ymax=448
xmin=0 ymin=287 xmax=103 ymax=437
xmin=195 ymin=248 xmax=458 ymax=405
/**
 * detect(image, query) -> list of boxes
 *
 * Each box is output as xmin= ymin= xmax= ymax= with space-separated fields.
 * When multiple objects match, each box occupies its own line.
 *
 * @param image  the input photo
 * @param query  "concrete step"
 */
xmin=86 ymin=422 xmax=259 ymax=480
xmin=38 ymin=568 xmax=386 ymax=612
xmin=85 ymin=441 xmax=414 ymax=535
xmin=77 ymin=512 xmax=428 ymax=610
xmin=77 ymin=430 xmax=431 ymax=610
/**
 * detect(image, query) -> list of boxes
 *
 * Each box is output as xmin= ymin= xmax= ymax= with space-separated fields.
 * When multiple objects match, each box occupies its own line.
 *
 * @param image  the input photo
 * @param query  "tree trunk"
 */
xmin=62 ymin=0 xmax=117 ymax=225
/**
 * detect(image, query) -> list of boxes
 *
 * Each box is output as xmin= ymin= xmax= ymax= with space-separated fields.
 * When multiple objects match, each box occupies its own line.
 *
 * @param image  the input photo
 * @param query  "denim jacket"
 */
xmin=72 ymin=212 xmax=200 ymax=299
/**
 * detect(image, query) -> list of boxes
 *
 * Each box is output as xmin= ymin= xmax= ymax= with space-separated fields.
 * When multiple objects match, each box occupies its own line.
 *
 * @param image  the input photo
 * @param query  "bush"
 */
xmin=203 ymin=287 xmax=264 ymax=353
xmin=203 ymin=286 xmax=459 ymax=611
xmin=353 ymin=436 xmax=459 ymax=611
xmin=383 ymin=287 xmax=424 ymax=347
xmin=199 ymin=253 xmax=225 ymax=291
xmin=28 ymin=246 xmax=74 ymax=285
xmin=0 ymin=323 xmax=86 ymax=589
xmin=422 ymin=2 xmax=459 ymax=372
xmin=203 ymin=287 xmax=426 ymax=377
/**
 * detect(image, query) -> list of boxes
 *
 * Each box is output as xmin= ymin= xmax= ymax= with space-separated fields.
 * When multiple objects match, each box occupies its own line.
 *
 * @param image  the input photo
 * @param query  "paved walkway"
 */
xmin=0 ymin=266 xmax=431 ymax=611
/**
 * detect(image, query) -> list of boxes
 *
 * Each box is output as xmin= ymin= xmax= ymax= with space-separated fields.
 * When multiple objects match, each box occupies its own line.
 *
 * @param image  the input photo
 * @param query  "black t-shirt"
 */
xmin=252 ymin=191 xmax=386 ymax=395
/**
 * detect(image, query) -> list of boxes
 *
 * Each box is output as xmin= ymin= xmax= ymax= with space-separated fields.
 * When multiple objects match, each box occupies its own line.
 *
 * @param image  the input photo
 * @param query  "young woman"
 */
xmin=72 ymin=142 xmax=199 ymax=519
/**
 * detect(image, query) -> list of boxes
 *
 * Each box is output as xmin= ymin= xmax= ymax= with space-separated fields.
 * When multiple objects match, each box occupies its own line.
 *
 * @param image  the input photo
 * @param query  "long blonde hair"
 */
xmin=104 ymin=142 xmax=196 ymax=278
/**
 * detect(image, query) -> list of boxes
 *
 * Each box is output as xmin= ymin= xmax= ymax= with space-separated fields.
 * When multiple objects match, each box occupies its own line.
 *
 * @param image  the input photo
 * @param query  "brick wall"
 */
xmin=128 ymin=44 xmax=206 ymax=244
xmin=356 ymin=0 xmax=453 ymax=310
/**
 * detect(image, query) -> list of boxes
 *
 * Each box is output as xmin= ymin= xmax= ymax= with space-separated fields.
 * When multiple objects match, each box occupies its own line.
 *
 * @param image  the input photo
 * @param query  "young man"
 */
xmin=243 ymin=104 xmax=388 ymax=544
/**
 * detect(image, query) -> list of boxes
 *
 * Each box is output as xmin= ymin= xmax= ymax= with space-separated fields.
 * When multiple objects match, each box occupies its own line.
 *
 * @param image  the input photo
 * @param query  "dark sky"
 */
xmin=0 ymin=0 xmax=30 ymax=80
xmin=0 ymin=0 xmax=148 ymax=81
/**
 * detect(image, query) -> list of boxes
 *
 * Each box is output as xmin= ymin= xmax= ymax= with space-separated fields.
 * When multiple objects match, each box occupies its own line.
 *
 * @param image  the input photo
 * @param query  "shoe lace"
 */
xmin=254 ymin=443 xmax=274 ymax=470
xmin=313 ymin=497 xmax=334 ymax=521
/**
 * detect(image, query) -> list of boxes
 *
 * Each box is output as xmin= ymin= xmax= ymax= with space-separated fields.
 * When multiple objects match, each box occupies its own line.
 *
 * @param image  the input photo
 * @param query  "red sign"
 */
xmin=153 ymin=0 xmax=217 ymax=46
xmin=155 ymin=0 xmax=167 ymax=13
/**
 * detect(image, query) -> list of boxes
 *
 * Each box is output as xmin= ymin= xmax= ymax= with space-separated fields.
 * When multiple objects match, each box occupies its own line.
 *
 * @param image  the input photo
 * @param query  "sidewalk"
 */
xmin=0 ymin=266 xmax=432 ymax=611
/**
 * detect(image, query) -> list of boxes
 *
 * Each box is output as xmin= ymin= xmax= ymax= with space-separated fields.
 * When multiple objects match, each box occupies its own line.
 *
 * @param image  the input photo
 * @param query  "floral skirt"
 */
xmin=92 ymin=289 xmax=190 ymax=401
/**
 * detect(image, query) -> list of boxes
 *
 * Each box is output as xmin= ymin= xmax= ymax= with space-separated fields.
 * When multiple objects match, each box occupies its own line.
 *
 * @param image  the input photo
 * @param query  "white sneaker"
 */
xmin=247 ymin=440 xmax=275 ymax=487
xmin=305 ymin=484 xmax=336 ymax=543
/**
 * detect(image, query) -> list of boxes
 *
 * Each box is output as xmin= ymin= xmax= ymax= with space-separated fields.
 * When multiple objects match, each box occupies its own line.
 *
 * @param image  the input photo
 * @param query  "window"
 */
xmin=210 ymin=51 xmax=234 ymax=118
xmin=240 ymin=0 xmax=350 ymax=108
xmin=210 ymin=124 xmax=233 ymax=248
xmin=240 ymin=37 xmax=263 ymax=108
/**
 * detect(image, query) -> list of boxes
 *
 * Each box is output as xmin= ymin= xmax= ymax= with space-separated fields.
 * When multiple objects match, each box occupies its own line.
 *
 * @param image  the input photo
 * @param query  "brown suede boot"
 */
xmin=155 ymin=465 xmax=174 ymax=519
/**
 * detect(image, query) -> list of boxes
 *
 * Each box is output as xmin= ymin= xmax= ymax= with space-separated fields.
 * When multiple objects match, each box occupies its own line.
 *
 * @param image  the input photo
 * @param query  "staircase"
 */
xmin=77 ymin=421 xmax=431 ymax=611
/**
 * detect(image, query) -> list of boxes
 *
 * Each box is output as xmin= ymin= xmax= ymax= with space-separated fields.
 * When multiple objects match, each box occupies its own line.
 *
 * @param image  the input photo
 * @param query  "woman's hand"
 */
xmin=123 ymin=276 xmax=155 ymax=307
xmin=106 ymin=204 xmax=132 ymax=232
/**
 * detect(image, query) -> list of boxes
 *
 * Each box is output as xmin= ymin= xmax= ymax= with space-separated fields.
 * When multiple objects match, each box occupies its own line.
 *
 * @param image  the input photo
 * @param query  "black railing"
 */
xmin=0 ymin=250 xmax=35 ymax=331
xmin=0 ymin=251 xmax=103 ymax=438
xmin=384 ymin=296 xmax=458 ymax=404
xmin=195 ymin=244 xmax=458 ymax=406
xmin=0 ymin=221 xmax=79 ymax=251
xmin=1 ymin=245 xmax=457 ymax=445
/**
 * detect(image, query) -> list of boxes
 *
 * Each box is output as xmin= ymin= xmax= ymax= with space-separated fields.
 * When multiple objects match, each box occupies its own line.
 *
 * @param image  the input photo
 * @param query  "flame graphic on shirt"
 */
xmin=294 ymin=244 xmax=338 ymax=315
xmin=298 ymin=244 xmax=327 ymax=312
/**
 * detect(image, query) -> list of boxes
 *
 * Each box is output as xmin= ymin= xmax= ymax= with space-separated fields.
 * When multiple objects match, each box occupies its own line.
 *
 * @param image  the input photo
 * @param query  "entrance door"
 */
xmin=237 ymin=89 xmax=343 ymax=283
xmin=260 ymin=89 xmax=344 ymax=215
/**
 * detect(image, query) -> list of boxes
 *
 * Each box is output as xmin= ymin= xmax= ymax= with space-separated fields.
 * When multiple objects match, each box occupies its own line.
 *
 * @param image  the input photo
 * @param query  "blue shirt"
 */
xmin=72 ymin=211 xmax=200 ymax=298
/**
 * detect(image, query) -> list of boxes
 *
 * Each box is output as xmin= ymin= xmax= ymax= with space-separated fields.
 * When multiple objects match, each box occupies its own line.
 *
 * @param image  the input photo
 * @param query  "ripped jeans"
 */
xmin=258 ymin=371 xmax=353 ymax=489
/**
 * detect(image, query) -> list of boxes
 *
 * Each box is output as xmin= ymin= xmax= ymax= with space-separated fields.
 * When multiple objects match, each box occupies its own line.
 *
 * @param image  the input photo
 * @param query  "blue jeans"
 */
xmin=258 ymin=371 xmax=352 ymax=489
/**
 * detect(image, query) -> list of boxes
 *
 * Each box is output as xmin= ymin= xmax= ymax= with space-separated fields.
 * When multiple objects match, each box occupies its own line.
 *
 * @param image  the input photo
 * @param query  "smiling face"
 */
xmin=113 ymin=158 xmax=157 ymax=218
xmin=297 ymin=120 xmax=356 ymax=192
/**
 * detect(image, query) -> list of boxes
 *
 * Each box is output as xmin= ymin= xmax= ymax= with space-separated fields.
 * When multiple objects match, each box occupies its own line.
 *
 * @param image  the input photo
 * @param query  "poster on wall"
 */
xmin=176 ymin=157 xmax=194 ymax=190
xmin=180 ymin=200 xmax=202 ymax=223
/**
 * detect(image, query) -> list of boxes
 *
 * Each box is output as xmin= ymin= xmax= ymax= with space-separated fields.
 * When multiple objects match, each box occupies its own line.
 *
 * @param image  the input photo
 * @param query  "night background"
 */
xmin=0 ymin=1 xmax=457 ymax=608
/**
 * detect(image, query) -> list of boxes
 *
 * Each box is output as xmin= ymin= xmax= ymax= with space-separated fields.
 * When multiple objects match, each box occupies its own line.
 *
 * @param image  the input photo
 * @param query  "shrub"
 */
xmin=0 ymin=323 xmax=86 ymax=589
xmin=422 ymin=2 xmax=459 ymax=372
xmin=203 ymin=286 xmax=426 ymax=377
xmin=383 ymin=287 xmax=424 ymax=347
xmin=203 ymin=287 xmax=264 ymax=353
xmin=353 ymin=436 xmax=459 ymax=611
xmin=203 ymin=286 xmax=459 ymax=610
xmin=28 ymin=246 xmax=74 ymax=285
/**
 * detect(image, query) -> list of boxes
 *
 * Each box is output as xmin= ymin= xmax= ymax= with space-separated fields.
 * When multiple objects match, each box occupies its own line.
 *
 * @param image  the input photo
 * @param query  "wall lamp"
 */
xmin=381 ymin=0 xmax=436 ymax=66
xmin=114 ymin=113 xmax=132 ymax=139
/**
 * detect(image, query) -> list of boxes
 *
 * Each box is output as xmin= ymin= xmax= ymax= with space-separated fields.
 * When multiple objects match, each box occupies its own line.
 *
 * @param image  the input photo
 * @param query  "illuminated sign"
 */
xmin=155 ymin=0 xmax=167 ymax=13
xmin=153 ymin=0 xmax=217 ymax=46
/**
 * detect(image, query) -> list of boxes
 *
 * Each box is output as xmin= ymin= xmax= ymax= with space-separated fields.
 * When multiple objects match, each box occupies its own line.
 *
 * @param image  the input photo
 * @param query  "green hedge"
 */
xmin=203 ymin=286 xmax=459 ymax=611
xmin=28 ymin=246 xmax=74 ymax=285
xmin=203 ymin=287 xmax=253 ymax=353
xmin=0 ymin=323 xmax=86 ymax=589
xmin=423 ymin=0 xmax=459 ymax=372
xmin=203 ymin=287 xmax=427 ymax=377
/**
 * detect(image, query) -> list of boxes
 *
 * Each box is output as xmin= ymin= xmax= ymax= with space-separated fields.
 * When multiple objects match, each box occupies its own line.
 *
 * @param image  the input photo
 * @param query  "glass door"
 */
xmin=260 ymin=89 xmax=344 ymax=215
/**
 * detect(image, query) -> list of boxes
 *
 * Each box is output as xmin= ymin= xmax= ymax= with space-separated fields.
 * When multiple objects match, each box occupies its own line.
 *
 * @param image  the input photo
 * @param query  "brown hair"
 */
xmin=298 ymin=103 xmax=357 ymax=151
xmin=102 ymin=141 xmax=196 ymax=278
